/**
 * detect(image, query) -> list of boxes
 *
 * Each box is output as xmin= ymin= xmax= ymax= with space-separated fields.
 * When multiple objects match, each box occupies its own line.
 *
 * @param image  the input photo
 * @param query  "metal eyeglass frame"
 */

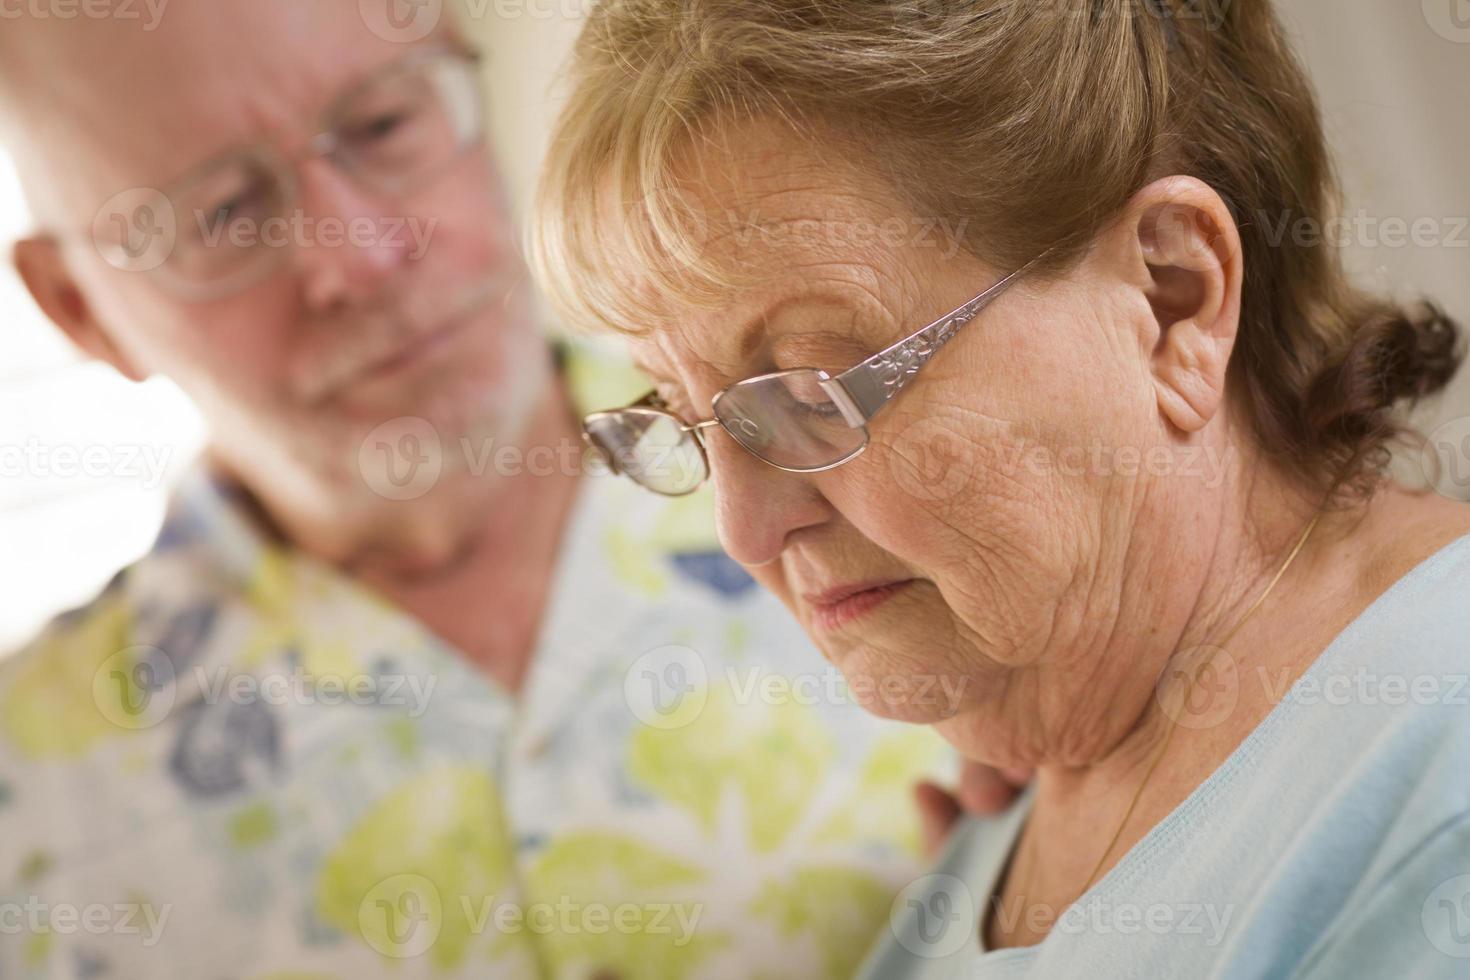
xmin=72 ymin=44 xmax=485 ymax=301
xmin=584 ymin=249 xmax=1052 ymax=494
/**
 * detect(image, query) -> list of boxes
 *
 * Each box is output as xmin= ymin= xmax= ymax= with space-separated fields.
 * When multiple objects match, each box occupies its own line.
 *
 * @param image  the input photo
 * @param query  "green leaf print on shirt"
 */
xmin=628 ymin=681 xmax=835 ymax=853
xmin=622 ymin=684 xmax=942 ymax=978
xmin=241 ymin=547 xmax=437 ymax=685
xmin=315 ymin=766 xmax=525 ymax=972
xmin=749 ymin=867 xmax=894 ymax=980
xmin=240 ymin=550 xmax=376 ymax=677
xmin=524 ymin=832 xmax=723 ymax=980
xmin=1 ymin=596 xmax=135 ymax=759
xmin=812 ymin=728 xmax=949 ymax=859
xmin=228 ymin=801 xmax=279 ymax=849
xmin=605 ymin=525 xmax=669 ymax=598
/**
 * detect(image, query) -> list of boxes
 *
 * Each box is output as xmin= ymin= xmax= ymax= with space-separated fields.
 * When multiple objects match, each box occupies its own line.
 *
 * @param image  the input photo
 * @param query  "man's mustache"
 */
xmin=290 ymin=274 xmax=512 ymax=404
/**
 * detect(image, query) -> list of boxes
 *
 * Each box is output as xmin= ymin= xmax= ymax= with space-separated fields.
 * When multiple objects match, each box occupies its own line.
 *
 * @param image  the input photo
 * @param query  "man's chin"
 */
xmin=257 ymin=384 xmax=533 ymax=553
xmin=331 ymin=349 xmax=513 ymax=432
xmin=333 ymin=346 xmax=548 ymax=491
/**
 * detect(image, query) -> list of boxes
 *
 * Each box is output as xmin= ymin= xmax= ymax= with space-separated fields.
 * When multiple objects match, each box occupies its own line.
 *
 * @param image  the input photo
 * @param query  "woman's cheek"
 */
xmin=822 ymin=465 xmax=934 ymax=555
xmin=746 ymin=563 xmax=797 ymax=613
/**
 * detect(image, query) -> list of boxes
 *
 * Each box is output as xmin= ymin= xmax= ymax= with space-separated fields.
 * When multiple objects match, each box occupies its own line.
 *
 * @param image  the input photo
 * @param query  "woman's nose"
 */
xmin=707 ymin=433 xmax=831 ymax=566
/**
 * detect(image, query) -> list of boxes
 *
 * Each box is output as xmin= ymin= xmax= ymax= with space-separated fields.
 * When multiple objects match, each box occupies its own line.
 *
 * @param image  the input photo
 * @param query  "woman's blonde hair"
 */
xmin=531 ymin=0 xmax=1462 ymax=497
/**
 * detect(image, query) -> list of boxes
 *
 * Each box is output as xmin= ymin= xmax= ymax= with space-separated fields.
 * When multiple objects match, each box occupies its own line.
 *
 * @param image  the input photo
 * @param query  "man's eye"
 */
xmin=346 ymin=111 xmax=408 ymax=143
xmin=205 ymin=194 xmax=244 ymax=222
xmin=205 ymin=180 xmax=270 ymax=221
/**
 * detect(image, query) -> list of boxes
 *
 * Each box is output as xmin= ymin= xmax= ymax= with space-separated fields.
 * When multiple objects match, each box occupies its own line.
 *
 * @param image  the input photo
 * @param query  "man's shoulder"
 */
xmin=2 ymin=570 xmax=156 ymax=758
xmin=0 ymin=514 xmax=244 ymax=761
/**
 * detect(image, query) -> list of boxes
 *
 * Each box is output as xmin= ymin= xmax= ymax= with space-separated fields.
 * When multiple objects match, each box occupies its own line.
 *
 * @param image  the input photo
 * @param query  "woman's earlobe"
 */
xmin=1149 ymin=286 xmax=1232 ymax=434
xmin=1154 ymin=350 xmax=1224 ymax=433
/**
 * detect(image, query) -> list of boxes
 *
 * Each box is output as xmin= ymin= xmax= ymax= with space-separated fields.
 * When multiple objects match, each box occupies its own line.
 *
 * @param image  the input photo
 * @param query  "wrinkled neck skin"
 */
xmin=974 ymin=413 xmax=1470 ymax=946
xmin=1018 ymin=445 xmax=1327 ymax=875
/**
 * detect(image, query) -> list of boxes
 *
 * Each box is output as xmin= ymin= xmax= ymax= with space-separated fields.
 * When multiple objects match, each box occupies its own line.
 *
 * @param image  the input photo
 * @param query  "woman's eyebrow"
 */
xmin=635 ymin=290 xmax=873 ymax=392
xmin=726 ymin=296 xmax=796 ymax=366
xmin=725 ymin=289 xmax=866 ymax=368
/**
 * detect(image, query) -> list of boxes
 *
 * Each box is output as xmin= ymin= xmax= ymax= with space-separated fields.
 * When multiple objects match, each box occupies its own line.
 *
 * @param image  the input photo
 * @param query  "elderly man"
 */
xmin=0 ymin=2 xmax=1016 ymax=978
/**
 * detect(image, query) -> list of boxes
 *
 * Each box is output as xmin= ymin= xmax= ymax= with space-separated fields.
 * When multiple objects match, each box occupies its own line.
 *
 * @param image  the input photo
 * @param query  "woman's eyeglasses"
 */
xmin=583 ymin=253 xmax=1047 ymax=496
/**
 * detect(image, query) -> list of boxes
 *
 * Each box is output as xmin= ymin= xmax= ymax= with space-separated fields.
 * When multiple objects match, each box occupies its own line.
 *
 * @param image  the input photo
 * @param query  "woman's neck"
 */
xmin=987 ymin=472 xmax=1470 ymax=950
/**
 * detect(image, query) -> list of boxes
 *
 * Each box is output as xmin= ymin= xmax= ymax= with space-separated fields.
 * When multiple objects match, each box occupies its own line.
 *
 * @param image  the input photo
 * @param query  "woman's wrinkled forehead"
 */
xmin=620 ymin=121 xmax=976 ymax=393
xmin=670 ymin=117 xmax=904 ymax=260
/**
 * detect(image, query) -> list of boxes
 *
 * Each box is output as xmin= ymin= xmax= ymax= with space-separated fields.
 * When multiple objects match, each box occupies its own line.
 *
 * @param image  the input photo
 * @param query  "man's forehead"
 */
xmin=0 ymin=0 xmax=457 ymax=219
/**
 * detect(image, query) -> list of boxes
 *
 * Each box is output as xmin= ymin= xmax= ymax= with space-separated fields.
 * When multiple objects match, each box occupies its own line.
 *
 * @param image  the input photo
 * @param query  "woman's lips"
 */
xmin=803 ymin=579 xmax=916 ymax=633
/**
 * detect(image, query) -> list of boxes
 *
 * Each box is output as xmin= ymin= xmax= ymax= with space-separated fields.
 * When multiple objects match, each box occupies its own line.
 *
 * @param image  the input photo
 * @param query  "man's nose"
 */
xmin=708 ymin=433 xmax=831 ymax=567
xmin=291 ymin=158 xmax=413 ymax=313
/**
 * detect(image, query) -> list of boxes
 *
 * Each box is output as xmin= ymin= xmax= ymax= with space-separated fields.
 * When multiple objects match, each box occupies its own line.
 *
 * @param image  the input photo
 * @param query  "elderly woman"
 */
xmin=532 ymin=1 xmax=1470 ymax=976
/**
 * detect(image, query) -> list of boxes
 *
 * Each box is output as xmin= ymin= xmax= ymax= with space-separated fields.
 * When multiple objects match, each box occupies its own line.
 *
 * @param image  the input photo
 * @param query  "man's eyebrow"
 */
xmin=152 ymin=42 xmax=470 ymax=193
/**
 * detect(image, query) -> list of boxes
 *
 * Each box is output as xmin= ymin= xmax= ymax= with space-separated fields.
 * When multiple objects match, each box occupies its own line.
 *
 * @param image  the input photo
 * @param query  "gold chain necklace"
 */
xmin=1005 ymin=504 xmax=1326 ymax=921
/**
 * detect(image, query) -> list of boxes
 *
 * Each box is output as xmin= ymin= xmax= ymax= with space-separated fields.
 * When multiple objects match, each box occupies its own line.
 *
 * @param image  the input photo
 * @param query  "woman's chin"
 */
xmin=819 ymin=645 xmax=974 ymax=724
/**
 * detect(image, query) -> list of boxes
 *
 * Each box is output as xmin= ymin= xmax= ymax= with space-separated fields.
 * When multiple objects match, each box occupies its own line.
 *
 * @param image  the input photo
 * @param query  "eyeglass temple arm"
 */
xmin=825 ymin=252 xmax=1050 ymax=426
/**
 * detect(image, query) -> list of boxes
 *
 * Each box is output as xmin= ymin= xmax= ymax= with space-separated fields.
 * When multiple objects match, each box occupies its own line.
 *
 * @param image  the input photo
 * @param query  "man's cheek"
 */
xmin=413 ymin=159 xmax=508 ymax=265
xmin=161 ymin=329 xmax=292 ymax=419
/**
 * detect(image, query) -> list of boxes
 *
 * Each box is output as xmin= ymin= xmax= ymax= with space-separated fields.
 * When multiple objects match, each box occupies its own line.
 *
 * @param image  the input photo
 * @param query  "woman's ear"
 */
xmin=1116 ymin=176 xmax=1244 ymax=434
xmin=12 ymin=235 xmax=145 ymax=381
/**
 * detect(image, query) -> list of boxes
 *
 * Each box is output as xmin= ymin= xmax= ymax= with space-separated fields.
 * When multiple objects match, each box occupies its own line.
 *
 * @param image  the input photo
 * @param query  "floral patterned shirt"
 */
xmin=0 ymin=430 xmax=951 ymax=978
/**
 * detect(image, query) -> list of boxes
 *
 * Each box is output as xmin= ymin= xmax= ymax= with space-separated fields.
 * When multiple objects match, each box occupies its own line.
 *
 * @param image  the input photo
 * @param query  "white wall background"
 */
xmin=0 ymin=154 xmax=205 ymax=650
xmin=1 ymin=0 xmax=1466 ymax=649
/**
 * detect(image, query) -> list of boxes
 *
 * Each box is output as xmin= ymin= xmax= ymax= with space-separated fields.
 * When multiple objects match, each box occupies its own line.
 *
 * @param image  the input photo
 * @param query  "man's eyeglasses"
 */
xmin=583 ymin=253 xmax=1048 ymax=496
xmin=84 ymin=47 xmax=486 ymax=301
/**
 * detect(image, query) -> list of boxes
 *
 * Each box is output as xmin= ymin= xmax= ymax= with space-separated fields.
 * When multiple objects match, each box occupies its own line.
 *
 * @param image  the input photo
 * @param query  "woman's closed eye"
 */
xmin=789 ymin=393 xmax=843 ymax=421
xmin=651 ymin=383 xmax=699 ymax=421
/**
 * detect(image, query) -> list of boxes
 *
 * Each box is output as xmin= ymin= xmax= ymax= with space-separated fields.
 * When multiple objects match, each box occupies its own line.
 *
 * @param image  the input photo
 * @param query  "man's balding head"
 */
xmin=0 ymin=0 xmax=461 ymax=228
xmin=2 ymin=0 xmax=553 ymax=569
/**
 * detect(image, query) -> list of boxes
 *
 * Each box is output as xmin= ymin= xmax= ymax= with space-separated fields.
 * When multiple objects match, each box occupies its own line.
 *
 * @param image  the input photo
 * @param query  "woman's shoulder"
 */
xmin=1346 ymin=488 xmax=1470 ymax=662
xmin=1357 ymin=486 xmax=1470 ymax=605
xmin=1261 ymin=506 xmax=1470 ymax=877
xmin=1294 ymin=508 xmax=1470 ymax=905
xmin=1318 ymin=495 xmax=1470 ymax=758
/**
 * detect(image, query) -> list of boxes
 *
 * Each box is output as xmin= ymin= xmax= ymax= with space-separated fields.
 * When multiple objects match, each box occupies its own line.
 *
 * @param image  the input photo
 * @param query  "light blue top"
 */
xmin=859 ymin=533 xmax=1470 ymax=980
